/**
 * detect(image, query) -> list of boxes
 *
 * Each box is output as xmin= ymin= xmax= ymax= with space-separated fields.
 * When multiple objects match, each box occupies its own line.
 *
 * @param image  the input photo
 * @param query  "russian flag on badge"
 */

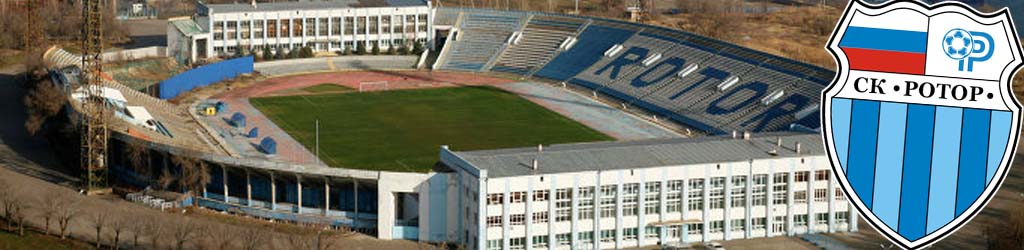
xmin=838 ymin=8 xmax=929 ymax=75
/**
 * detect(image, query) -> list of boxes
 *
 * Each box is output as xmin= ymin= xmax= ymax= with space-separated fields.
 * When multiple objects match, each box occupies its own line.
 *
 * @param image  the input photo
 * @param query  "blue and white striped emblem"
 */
xmin=822 ymin=1 xmax=1023 ymax=249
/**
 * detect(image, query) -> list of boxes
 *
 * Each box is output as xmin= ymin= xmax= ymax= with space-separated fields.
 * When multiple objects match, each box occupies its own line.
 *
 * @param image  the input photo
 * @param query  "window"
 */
xmin=509 ymin=237 xmax=525 ymax=250
xmin=318 ymin=18 xmax=328 ymax=36
xmin=356 ymin=17 xmax=366 ymax=35
xmin=836 ymin=188 xmax=846 ymax=201
xmin=836 ymin=212 xmax=849 ymax=223
xmin=487 ymin=239 xmax=501 ymax=250
xmin=369 ymin=16 xmax=379 ymax=35
xmin=510 ymin=191 xmax=526 ymax=203
xmin=709 ymin=177 xmax=725 ymax=209
xmin=395 ymin=15 xmax=405 ymax=33
xmin=622 ymin=183 xmax=639 ymax=216
xmin=417 ymin=14 xmax=427 ymax=32
xmin=731 ymin=176 xmax=747 ymax=208
xmin=533 ymin=190 xmax=549 ymax=202
xmin=731 ymin=219 xmax=745 ymax=232
xmin=578 ymin=231 xmax=594 ymax=244
xmin=382 ymin=15 xmax=392 ymax=33
xmin=532 ymin=235 xmax=549 ymax=249
xmin=752 ymin=217 xmax=767 ymax=230
xmin=816 ymin=213 xmax=829 ymax=225
xmin=487 ymin=193 xmax=503 ymax=205
xmin=344 ymin=17 xmax=354 ymax=35
xmin=773 ymin=173 xmax=789 ymax=205
xmin=752 ymin=174 xmax=768 ymax=206
xmin=795 ymin=214 xmax=808 ymax=226
xmin=688 ymin=179 xmax=704 ymax=211
xmin=240 ymin=20 xmax=250 ymax=39
xmin=254 ymin=20 xmax=264 ymax=38
xmin=292 ymin=18 xmax=303 ymax=37
xmin=578 ymin=187 xmax=594 ymax=220
xmin=555 ymin=188 xmax=571 ymax=221
xmin=709 ymin=220 xmax=724 ymax=233
xmin=510 ymin=214 xmax=525 ymax=225
xmin=331 ymin=17 xmax=342 ymax=36
xmin=814 ymin=188 xmax=828 ymax=202
xmin=666 ymin=180 xmax=683 ymax=213
xmin=645 ymin=182 xmax=661 ymax=214
xmin=304 ymin=18 xmax=315 ymax=36
xmin=556 ymin=233 xmax=571 ymax=246
xmin=213 ymin=21 xmax=224 ymax=40
xmin=795 ymin=171 xmax=810 ymax=182
xmin=405 ymin=15 xmax=415 ymax=34
xmin=815 ymin=170 xmax=830 ymax=181
xmin=533 ymin=212 xmax=548 ymax=224
xmin=600 ymin=185 xmax=616 ymax=218
xmin=623 ymin=228 xmax=638 ymax=240
xmin=280 ymin=19 xmax=290 ymax=38
xmin=688 ymin=224 xmax=703 ymax=235
xmin=487 ymin=216 xmax=501 ymax=227
xmin=600 ymin=229 xmax=615 ymax=242
xmin=795 ymin=191 xmax=807 ymax=204
xmin=644 ymin=226 xmax=660 ymax=238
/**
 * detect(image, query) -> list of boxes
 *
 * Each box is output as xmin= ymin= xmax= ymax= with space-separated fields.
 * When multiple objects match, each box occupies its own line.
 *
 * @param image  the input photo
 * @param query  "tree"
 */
xmin=412 ymin=41 xmax=425 ymax=55
xmin=400 ymin=45 xmax=411 ymax=55
xmin=37 ymin=190 xmax=60 ymax=236
xmin=10 ymin=198 xmax=28 ymax=236
xmin=343 ymin=46 xmax=353 ymax=55
xmin=126 ymin=214 xmax=146 ymax=249
xmin=109 ymin=213 xmax=128 ymax=250
xmin=125 ymin=139 xmax=151 ymax=177
xmin=24 ymin=79 xmax=66 ymax=136
xmin=275 ymin=47 xmax=287 ymax=60
xmin=142 ymin=216 xmax=166 ymax=250
xmin=55 ymin=191 xmax=79 ymax=239
xmin=0 ymin=180 xmax=14 ymax=231
xmin=288 ymin=47 xmax=301 ymax=59
xmin=387 ymin=46 xmax=397 ymax=55
xmin=171 ymin=154 xmax=211 ymax=198
xmin=356 ymin=42 xmax=368 ymax=55
xmin=200 ymin=224 xmax=238 ymax=250
xmin=301 ymin=46 xmax=315 ymax=58
xmin=90 ymin=211 xmax=109 ymax=248
xmin=171 ymin=218 xmax=202 ymax=250
xmin=371 ymin=42 xmax=381 ymax=55
xmin=262 ymin=46 xmax=273 ymax=61
xmin=239 ymin=226 xmax=268 ymax=250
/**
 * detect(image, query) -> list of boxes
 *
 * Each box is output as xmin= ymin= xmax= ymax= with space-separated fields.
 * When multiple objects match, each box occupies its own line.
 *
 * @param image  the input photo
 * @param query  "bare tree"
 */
xmin=287 ymin=224 xmax=342 ymax=250
xmin=56 ymin=191 xmax=80 ymax=239
xmin=142 ymin=216 xmax=166 ymax=250
xmin=9 ymin=195 xmax=29 ymax=236
xmin=158 ymin=167 xmax=177 ymax=191
xmin=24 ymin=78 xmax=66 ymax=136
xmin=239 ymin=226 xmax=269 ymax=250
xmin=90 ymin=210 xmax=109 ymax=248
xmin=171 ymin=217 xmax=202 ymax=250
xmin=198 ymin=224 xmax=237 ymax=250
xmin=126 ymin=214 xmax=146 ymax=249
xmin=0 ymin=179 xmax=14 ymax=231
xmin=125 ymin=138 xmax=152 ymax=177
xmin=36 ymin=190 xmax=60 ymax=236
xmin=171 ymin=154 xmax=212 ymax=199
xmin=109 ymin=212 xmax=129 ymax=250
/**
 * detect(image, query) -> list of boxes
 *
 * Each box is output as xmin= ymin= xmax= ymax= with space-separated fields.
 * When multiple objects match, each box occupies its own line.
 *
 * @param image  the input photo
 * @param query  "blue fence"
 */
xmin=159 ymin=56 xmax=254 ymax=99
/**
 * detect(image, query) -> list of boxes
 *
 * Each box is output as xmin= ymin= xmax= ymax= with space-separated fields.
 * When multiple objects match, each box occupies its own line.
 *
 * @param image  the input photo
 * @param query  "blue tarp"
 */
xmin=231 ymin=112 xmax=246 ymax=128
xmin=159 ymin=56 xmax=254 ymax=99
xmin=260 ymin=137 xmax=277 ymax=155
xmin=248 ymin=127 xmax=259 ymax=138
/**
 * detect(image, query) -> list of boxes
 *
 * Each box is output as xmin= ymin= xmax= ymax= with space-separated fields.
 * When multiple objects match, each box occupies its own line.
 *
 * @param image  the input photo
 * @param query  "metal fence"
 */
xmin=159 ymin=56 xmax=254 ymax=99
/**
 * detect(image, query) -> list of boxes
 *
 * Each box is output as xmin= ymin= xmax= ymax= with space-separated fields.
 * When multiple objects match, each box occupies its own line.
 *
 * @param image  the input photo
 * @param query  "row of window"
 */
xmin=210 ymin=38 xmax=427 ymax=57
xmin=212 ymin=14 xmax=428 ymax=41
xmin=485 ymin=212 xmax=851 ymax=249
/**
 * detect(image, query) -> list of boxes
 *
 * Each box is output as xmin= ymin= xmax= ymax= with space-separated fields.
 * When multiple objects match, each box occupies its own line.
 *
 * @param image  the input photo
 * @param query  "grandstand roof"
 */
xmin=450 ymin=132 xmax=824 ymax=178
xmin=169 ymin=18 xmax=206 ymax=36
xmin=203 ymin=0 xmax=428 ymax=13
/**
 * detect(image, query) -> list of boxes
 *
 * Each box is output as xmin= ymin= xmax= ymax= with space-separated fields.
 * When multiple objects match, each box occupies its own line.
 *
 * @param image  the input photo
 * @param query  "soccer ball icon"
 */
xmin=943 ymin=28 xmax=974 ymax=60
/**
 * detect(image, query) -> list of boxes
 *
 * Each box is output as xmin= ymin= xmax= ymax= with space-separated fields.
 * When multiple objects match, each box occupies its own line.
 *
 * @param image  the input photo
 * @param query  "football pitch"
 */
xmin=250 ymin=86 xmax=613 ymax=172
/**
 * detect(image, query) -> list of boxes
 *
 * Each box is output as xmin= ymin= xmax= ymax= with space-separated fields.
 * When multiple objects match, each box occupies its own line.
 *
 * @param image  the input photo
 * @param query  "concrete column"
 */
xmin=223 ymin=166 xmax=229 ymax=203
xmin=658 ymin=169 xmax=667 ymax=245
xmin=297 ymin=175 xmax=303 ymax=214
xmin=327 ymin=16 xmax=333 ymax=50
xmin=701 ymin=165 xmax=709 ymax=242
xmin=724 ymin=165 xmax=732 ymax=240
xmin=849 ymin=202 xmax=858 ymax=232
xmin=828 ymin=170 xmax=836 ymax=233
xmin=502 ymin=179 xmax=510 ymax=250
xmin=271 ymin=173 xmax=277 ymax=210
xmin=570 ymin=175 xmax=579 ymax=249
xmin=525 ymin=178 xmax=533 ymax=250
xmin=325 ymin=178 xmax=331 ymax=216
xmin=263 ymin=18 xmax=267 ymax=46
xmin=246 ymin=170 xmax=252 ymax=206
xmin=548 ymin=177 xmax=556 ymax=250
xmin=680 ymin=171 xmax=688 ymax=244
xmin=637 ymin=171 xmax=646 ymax=248
xmin=592 ymin=174 xmax=600 ymax=250
xmin=807 ymin=165 xmax=815 ymax=233
xmin=614 ymin=172 xmax=623 ymax=249
xmin=786 ymin=161 xmax=795 ymax=236
xmin=745 ymin=162 xmax=753 ymax=238
xmin=766 ymin=162 xmax=775 ymax=238
xmin=364 ymin=14 xmax=370 ymax=47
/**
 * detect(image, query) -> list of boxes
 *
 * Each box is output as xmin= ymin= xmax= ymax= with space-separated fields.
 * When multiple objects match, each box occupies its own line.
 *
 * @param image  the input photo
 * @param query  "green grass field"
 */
xmin=301 ymin=83 xmax=354 ymax=93
xmin=250 ymin=86 xmax=612 ymax=172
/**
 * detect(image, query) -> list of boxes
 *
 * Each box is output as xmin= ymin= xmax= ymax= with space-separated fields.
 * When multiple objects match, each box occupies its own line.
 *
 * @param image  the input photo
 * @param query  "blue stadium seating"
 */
xmin=435 ymin=8 xmax=833 ymax=134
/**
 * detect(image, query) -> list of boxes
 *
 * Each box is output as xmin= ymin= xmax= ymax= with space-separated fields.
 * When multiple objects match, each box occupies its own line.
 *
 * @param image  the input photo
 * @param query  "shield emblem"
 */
xmin=822 ymin=1 xmax=1024 ymax=249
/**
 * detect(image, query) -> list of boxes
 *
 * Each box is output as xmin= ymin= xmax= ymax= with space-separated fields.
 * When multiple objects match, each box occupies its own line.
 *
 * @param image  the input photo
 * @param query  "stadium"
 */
xmin=42 ymin=1 xmax=855 ymax=249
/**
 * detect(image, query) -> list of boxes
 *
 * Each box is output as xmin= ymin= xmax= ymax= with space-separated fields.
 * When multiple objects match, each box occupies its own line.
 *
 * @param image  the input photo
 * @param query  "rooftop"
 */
xmin=169 ymin=17 xmax=206 ymax=36
xmin=450 ymin=132 xmax=824 ymax=178
xmin=203 ymin=0 xmax=428 ymax=14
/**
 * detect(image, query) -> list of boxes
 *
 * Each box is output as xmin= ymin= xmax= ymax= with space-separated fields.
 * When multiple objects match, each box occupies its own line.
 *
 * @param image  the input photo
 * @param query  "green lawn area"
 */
xmin=250 ymin=86 xmax=612 ymax=172
xmin=301 ymin=83 xmax=354 ymax=93
xmin=0 ymin=230 xmax=92 ymax=250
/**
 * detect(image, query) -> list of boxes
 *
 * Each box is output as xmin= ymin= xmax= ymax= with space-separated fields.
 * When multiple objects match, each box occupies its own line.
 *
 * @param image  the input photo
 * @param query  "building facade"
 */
xmin=440 ymin=133 xmax=858 ymax=250
xmin=179 ymin=0 xmax=433 ymax=59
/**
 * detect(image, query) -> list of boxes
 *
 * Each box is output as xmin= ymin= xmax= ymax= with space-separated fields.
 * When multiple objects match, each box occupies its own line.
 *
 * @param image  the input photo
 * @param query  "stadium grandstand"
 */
xmin=38 ymin=3 xmax=855 ymax=250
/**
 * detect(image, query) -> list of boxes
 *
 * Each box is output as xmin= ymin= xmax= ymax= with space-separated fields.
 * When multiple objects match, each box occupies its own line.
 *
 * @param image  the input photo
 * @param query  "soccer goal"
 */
xmin=358 ymin=81 xmax=389 ymax=92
